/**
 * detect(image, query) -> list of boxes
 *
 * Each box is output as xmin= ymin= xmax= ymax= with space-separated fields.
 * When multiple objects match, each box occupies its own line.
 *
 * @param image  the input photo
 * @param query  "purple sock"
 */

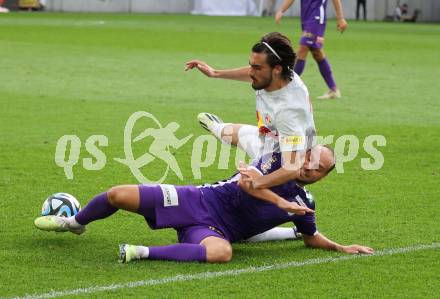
xmin=294 ymin=59 xmax=306 ymax=76
xmin=148 ymin=244 xmax=207 ymax=262
xmin=75 ymin=192 xmax=118 ymax=225
xmin=317 ymin=58 xmax=337 ymax=90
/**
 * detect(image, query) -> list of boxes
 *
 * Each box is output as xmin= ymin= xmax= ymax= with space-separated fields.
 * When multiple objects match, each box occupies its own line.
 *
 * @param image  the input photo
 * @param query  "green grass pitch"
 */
xmin=0 ymin=12 xmax=439 ymax=298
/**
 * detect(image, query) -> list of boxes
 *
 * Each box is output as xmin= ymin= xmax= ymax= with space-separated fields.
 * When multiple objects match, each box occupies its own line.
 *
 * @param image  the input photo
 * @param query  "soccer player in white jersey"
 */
xmin=186 ymin=32 xmax=319 ymax=190
xmin=186 ymin=32 xmax=323 ymax=242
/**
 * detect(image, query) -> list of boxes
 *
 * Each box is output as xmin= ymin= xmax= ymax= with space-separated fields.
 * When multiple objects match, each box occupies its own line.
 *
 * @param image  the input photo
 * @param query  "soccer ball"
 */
xmin=41 ymin=193 xmax=81 ymax=217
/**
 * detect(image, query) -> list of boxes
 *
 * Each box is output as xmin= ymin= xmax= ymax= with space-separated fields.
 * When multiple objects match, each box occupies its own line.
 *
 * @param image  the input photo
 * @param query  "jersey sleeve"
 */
xmin=275 ymin=107 xmax=308 ymax=152
xmin=292 ymin=214 xmax=318 ymax=236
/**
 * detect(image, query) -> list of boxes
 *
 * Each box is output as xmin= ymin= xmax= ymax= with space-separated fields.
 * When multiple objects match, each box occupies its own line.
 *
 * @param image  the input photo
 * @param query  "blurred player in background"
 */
xmin=356 ymin=0 xmax=367 ymax=21
xmin=262 ymin=0 xmax=277 ymax=16
xmin=0 ymin=0 xmax=9 ymax=13
xmin=394 ymin=3 xmax=419 ymax=22
xmin=275 ymin=0 xmax=347 ymax=99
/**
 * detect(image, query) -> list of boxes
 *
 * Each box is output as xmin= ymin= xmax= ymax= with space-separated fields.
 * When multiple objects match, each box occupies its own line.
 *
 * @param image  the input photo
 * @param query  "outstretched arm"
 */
xmin=303 ymin=232 xmax=373 ymax=254
xmin=185 ymin=60 xmax=251 ymax=82
xmin=331 ymin=0 xmax=348 ymax=33
xmin=275 ymin=0 xmax=295 ymax=24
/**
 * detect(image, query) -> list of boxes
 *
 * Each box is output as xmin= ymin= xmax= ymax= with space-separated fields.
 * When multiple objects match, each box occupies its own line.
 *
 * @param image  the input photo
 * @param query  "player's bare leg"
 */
xmin=200 ymin=236 xmax=233 ymax=263
xmin=106 ymin=185 xmax=140 ymax=212
xmin=220 ymin=123 xmax=244 ymax=146
xmin=311 ymin=48 xmax=341 ymax=99
xmin=293 ymin=44 xmax=309 ymax=76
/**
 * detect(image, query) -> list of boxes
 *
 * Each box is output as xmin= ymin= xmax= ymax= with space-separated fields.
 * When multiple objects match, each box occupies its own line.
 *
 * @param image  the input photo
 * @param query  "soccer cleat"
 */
xmin=119 ymin=244 xmax=138 ymax=263
xmin=317 ymin=89 xmax=341 ymax=100
xmin=34 ymin=216 xmax=86 ymax=235
xmin=197 ymin=112 xmax=223 ymax=133
xmin=292 ymin=226 xmax=303 ymax=240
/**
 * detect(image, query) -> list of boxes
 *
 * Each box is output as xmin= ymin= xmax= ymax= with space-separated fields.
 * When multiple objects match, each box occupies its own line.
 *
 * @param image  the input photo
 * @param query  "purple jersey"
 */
xmin=300 ymin=0 xmax=329 ymax=37
xmin=139 ymin=153 xmax=317 ymax=244
xmin=199 ymin=152 xmax=317 ymax=242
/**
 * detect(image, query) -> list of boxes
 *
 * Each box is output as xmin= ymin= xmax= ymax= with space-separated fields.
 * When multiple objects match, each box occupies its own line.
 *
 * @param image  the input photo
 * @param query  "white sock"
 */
xmin=136 ymin=246 xmax=149 ymax=259
xmin=245 ymin=227 xmax=295 ymax=242
xmin=65 ymin=216 xmax=83 ymax=228
xmin=210 ymin=122 xmax=227 ymax=140
xmin=211 ymin=123 xmax=234 ymax=145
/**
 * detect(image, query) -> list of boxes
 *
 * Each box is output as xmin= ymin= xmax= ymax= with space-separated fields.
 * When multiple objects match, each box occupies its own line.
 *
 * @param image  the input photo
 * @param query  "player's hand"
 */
xmin=341 ymin=245 xmax=374 ymax=254
xmin=239 ymin=169 xmax=261 ymax=181
xmin=275 ymin=11 xmax=283 ymax=24
xmin=238 ymin=162 xmax=262 ymax=180
xmin=185 ymin=60 xmax=217 ymax=78
xmin=237 ymin=174 xmax=252 ymax=192
xmin=237 ymin=162 xmax=263 ymax=194
xmin=337 ymin=18 xmax=347 ymax=33
xmin=277 ymin=199 xmax=315 ymax=215
xmin=237 ymin=164 xmax=254 ymax=193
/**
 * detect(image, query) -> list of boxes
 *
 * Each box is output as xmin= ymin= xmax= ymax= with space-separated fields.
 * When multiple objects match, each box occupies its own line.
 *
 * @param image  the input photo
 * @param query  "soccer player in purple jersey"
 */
xmin=275 ymin=0 xmax=348 ymax=99
xmin=34 ymin=145 xmax=373 ymax=263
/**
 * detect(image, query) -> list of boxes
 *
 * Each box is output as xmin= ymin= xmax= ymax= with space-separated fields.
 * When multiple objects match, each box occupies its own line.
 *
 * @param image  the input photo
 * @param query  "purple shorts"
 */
xmin=177 ymin=225 xmax=224 ymax=244
xmin=138 ymin=185 xmax=227 ymax=244
xmin=300 ymin=21 xmax=326 ymax=49
xmin=299 ymin=32 xmax=325 ymax=49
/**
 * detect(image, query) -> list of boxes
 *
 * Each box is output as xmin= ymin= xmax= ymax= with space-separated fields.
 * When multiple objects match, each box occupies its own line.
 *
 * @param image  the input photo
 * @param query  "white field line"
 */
xmin=7 ymin=242 xmax=440 ymax=299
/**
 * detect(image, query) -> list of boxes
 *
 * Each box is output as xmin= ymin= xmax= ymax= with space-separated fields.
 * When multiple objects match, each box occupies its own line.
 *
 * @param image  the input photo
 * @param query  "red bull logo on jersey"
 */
xmin=256 ymin=111 xmax=272 ymax=134
xmin=265 ymin=113 xmax=271 ymax=124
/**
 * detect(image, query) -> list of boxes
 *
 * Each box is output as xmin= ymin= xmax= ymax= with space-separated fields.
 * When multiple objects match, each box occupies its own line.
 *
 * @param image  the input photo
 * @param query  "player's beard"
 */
xmin=251 ymin=73 xmax=273 ymax=90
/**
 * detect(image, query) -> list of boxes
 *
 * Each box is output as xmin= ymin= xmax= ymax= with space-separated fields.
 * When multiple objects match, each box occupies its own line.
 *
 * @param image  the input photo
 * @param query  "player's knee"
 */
xmin=107 ymin=186 xmax=127 ymax=207
xmin=106 ymin=185 xmax=140 ymax=212
xmin=208 ymin=244 xmax=233 ymax=263
xmin=311 ymin=49 xmax=325 ymax=61
xmin=297 ymin=45 xmax=309 ymax=60
xmin=220 ymin=244 xmax=233 ymax=262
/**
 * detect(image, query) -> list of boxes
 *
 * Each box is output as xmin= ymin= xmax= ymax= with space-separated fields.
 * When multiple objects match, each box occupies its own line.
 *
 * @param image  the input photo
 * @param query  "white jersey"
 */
xmin=255 ymin=74 xmax=316 ymax=153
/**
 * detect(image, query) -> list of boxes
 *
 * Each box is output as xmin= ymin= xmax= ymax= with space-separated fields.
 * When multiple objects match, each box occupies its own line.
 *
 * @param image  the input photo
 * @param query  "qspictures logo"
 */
xmin=54 ymin=111 xmax=386 ymax=184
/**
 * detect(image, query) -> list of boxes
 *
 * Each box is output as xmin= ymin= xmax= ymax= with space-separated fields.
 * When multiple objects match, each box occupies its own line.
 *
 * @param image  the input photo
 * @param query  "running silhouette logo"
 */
xmin=114 ymin=111 xmax=193 ymax=184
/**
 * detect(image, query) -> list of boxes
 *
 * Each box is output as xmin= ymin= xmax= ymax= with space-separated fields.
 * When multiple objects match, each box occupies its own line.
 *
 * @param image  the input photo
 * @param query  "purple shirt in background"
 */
xmin=301 ymin=0 xmax=329 ymax=36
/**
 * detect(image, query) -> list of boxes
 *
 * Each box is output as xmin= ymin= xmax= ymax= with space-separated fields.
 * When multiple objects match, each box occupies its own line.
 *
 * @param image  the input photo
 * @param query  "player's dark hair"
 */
xmin=251 ymin=32 xmax=296 ymax=80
